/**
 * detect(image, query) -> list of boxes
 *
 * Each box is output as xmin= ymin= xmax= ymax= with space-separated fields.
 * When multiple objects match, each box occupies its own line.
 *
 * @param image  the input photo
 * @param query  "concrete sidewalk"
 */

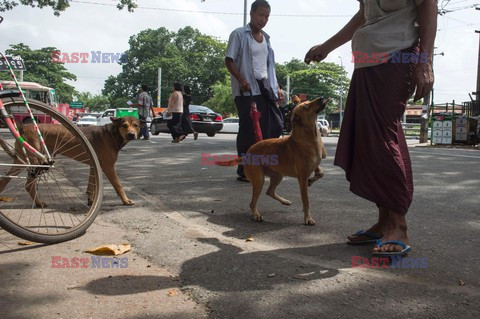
xmin=0 ymin=214 xmax=207 ymax=319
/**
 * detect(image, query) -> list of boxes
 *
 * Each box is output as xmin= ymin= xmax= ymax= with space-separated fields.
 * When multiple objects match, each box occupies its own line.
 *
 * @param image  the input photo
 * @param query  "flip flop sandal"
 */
xmin=346 ymin=230 xmax=382 ymax=245
xmin=236 ymin=176 xmax=249 ymax=182
xmin=372 ymin=240 xmax=411 ymax=256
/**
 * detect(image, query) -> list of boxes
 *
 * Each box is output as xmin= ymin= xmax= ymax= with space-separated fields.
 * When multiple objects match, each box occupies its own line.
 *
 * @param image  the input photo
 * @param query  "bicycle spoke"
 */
xmin=0 ymin=98 xmax=103 ymax=243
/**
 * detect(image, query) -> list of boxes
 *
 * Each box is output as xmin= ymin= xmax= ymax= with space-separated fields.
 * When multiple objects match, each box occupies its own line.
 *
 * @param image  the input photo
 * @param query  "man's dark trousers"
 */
xmin=234 ymin=87 xmax=283 ymax=177
xmin=139 ymin=115 xmax=149 ymax=139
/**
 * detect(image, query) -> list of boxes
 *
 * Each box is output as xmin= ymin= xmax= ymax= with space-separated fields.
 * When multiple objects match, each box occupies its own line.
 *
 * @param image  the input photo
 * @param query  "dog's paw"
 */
xmin=281 ymin=199 xmax=292 ymax=205
xmin=35 ymin=201 xmax=48 ymax=208
xmin=253 ymin=214 xmax=264 ymax=222
xmin=123 ymin=199 xmax=135 ymax=206
xmin=308 ymin=173 xmax=324 ymax=187
xmin=304 ymin=218 xmax=316 ymax=226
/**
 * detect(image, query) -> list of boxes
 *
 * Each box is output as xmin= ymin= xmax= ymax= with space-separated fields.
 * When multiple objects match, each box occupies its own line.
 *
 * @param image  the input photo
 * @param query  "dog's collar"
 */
xmin=108 ymin=124 xmax=127 ymax=152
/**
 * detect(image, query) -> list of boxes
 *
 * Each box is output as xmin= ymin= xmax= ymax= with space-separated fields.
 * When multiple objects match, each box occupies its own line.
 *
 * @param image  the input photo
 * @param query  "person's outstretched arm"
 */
xmin=413 ymin=0 xmax=438 ymax=101
xmin=304 ymin=2 xmax=365 ymax=64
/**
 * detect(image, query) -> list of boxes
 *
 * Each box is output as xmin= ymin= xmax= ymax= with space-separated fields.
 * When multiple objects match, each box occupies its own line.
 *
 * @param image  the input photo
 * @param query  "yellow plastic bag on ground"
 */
xmin=84 ymin=243 xmax=131 ymax=256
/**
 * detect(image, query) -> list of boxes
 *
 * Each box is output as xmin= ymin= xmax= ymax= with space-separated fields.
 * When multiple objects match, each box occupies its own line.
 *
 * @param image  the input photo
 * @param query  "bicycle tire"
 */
xmin=0 ymin=97 xmax=103 ymax=244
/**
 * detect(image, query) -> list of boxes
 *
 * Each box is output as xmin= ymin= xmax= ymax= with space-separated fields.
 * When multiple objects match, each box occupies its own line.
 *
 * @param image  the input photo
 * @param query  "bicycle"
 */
xmin=0 ymin=21 xmax=103 ymax=243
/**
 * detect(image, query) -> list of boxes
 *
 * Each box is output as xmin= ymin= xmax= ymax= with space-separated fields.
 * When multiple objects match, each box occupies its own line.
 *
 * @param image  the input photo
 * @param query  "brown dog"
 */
xmin=23 ymin=116 xmax=141 ymax=206
xmin=217 ymin=97 xmax=328 ymax=225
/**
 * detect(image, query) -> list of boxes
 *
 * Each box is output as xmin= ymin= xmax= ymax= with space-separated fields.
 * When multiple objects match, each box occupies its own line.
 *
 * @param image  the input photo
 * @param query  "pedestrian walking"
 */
xmin=137 ymin=84 xmax=155 ymax=140
xmin=167 ymin=82 xmax=186 ymax=143
xmin=181 ymin=85 xmax=199 ymax=141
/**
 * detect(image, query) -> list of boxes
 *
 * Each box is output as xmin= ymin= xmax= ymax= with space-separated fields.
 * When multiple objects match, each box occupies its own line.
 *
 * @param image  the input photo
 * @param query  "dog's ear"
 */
xmin=110 ymin=117 xmax=123 ymax=125
xmin=292 ymin=95 xmax=301 ymax=105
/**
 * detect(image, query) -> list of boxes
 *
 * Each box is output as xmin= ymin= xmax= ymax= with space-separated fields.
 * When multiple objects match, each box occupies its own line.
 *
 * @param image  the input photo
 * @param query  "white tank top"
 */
xmin=251 ymin=36 xmax=268 ymax=81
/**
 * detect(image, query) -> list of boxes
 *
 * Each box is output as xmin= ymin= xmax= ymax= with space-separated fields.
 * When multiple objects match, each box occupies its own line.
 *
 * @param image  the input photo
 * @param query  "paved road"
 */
xmin=2 ymin=132 xmax=479 ymax=318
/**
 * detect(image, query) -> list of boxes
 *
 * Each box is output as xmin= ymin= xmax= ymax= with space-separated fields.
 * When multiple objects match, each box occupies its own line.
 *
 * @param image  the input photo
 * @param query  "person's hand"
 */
xmin=166 ymin=112 xmax=172 ymax=117
xmin=413 ymin=61 xmax=434 ymax=102
xmin=240 ymin=79 xmax=251 ymax=92
xmin=276 ymin=88 xmax=284 ymax=104
xmin=304 ymin=43 xmax=330 ymax=64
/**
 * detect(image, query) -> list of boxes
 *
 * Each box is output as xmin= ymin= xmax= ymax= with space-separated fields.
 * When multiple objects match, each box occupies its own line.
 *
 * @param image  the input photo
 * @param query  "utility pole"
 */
xmin=476 ymin=7 xmax=480 ymax=102
xmin=420 ymin=50 xmax=443 ymax=143
xmin=244 ymin=0 xmax=248 ymax=26
xmin=475 ymin=29 xmax=480 ymax=102
xmin=286 ymin=75 xmax=290 ymax=103
xmin=157 ymin=67 xmax=162 ymax=107
xmin=338 ymin=56 xmax=343 ymax=129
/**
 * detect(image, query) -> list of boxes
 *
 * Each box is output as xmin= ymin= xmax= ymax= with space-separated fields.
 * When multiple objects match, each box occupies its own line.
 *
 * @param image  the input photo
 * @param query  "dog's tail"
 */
xmin=215 ymin=157 xmax=243 ymax=166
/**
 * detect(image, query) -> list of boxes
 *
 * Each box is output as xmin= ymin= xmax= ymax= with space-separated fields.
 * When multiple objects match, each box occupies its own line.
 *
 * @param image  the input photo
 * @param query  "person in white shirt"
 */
xmin=167 ymin=82 xmax=185 ymax=143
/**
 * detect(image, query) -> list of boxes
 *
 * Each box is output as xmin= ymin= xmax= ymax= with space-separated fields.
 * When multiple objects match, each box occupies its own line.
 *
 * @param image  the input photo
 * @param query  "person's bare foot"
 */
xmin=347 ymin=224 xmax=384 ymax=243
xmin=372 ymin=212 xmax=409 ymax=253
xmin=347 ymin=207 xmax=389 ymax=243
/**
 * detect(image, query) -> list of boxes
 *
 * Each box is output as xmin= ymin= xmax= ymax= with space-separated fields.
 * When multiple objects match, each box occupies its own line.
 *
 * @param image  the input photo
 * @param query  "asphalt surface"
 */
xmin=1 ymin=132 xmax=479 ymax=318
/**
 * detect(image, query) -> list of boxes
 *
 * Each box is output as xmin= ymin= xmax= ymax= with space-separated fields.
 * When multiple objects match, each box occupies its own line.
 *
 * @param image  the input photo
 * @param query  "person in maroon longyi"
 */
xmin=305 ymin=0 xmax=438 ymax=256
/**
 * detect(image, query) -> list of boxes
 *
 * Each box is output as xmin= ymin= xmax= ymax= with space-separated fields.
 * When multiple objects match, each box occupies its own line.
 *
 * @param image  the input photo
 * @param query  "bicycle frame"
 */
xmin=0 ymin=52 xmax=52 ymax=165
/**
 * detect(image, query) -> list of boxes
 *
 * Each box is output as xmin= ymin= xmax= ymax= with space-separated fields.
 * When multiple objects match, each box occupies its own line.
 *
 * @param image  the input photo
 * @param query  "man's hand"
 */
xmin=240 ymin=79 xmax=251 ymax=92
xmin=304 ymin=44 xmax=330 ymax=64
xmin=276 ymin=88 xmax=284 ymax=104
xmin=413 ymin=61 xmax=434 ymax=102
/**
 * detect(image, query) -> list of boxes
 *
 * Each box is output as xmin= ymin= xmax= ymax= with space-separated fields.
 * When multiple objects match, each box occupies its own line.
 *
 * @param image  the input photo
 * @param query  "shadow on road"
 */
xmin=0 ymin=262 xmax=61 ymax=318
xmin=179 ymin=238 xmax=339 ymax=293
xmin=82 ymin=275 xmax=176 ymax=296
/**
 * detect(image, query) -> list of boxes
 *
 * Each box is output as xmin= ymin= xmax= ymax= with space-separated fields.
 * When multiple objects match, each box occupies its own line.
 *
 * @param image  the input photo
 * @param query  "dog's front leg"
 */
xmin=87 ymin=166 xmax=96 ymax=205
xmin=298 ymin=171 xmax=315 ymax=226
xmin=25 ymin=174 xmax=47 ymax=208
xmin=0 ymin=158 xmax=23 ymax=193
xmin=102 ymin=166 xmax=135 ymax=205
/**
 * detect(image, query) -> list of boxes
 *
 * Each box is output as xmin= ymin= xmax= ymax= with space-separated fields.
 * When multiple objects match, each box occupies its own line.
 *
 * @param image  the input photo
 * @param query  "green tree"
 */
xmin=102 ymin=26 xmax=228 ymax=108
xmin=0 ymin=43 xmax=78 ymax=103
xmin=275 ymin=58 xmax=350 ymax=114
xmin=75 ymin=92 xmax=110 ymax=112
xmin=0 ymin=0 xmax=137 ymax=15
xmin=204 ymin=76 xmax=235 ymax=116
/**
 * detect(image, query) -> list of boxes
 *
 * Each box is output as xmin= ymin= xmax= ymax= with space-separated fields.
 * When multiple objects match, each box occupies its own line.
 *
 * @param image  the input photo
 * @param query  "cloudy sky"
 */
xmin=1 ymin=0 xmax=479 ymax=105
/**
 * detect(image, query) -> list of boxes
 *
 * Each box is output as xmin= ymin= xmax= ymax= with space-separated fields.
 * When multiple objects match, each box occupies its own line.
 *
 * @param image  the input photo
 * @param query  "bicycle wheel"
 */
xmin=0 ymin=97 xmax=103 ymax=244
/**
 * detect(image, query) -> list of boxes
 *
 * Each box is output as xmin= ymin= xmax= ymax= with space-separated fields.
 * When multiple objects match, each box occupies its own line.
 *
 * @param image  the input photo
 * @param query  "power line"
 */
xmin=70 ymin=0 xmax=351 ymax=18
xmin=438 ymin=2 xmax=480 ymax=14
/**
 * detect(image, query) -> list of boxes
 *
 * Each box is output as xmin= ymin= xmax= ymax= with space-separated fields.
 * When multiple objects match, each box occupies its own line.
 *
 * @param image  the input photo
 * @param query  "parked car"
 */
xmin=150 ymin=105 xmax=223 ymax=137
xmin=219 ymin=117 xmax=239 ymax=133
xmin=76 ymin=116 xmax=98 ymax=127
xmin=97 ymin=108 xmax=141 ymax=126
xmin=317 ymin=118 xmax=331 ymax=136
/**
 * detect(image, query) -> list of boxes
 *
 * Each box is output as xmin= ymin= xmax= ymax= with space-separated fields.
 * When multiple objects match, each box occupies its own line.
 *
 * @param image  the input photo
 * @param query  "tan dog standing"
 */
xmin=21 ymin=116 xmax=141 ymax=206
xmin=217 ymin=97 xmax=328 ymax=225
